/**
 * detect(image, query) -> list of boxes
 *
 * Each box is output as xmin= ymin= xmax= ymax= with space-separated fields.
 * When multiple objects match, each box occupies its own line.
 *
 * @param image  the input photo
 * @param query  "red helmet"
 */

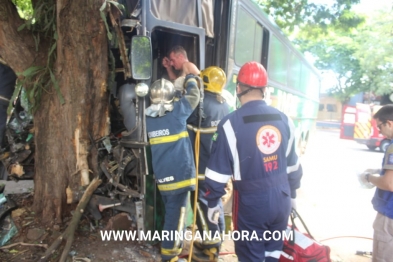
xmin=237 ymin=61 xmax=267 ymax=88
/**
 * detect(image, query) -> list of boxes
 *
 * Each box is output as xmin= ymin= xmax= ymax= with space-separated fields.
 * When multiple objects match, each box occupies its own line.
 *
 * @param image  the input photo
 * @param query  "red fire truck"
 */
xmin=341 ymin=103 xmax=390 ymax=152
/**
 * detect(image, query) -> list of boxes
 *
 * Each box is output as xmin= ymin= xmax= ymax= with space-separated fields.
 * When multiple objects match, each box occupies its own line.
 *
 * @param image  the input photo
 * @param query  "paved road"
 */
xmin=298 ymin=128 xmax=378 ymax=261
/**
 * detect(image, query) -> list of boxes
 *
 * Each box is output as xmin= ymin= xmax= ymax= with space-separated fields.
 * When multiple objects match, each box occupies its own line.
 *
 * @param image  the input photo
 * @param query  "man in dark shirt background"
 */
xmin=0 ymin=63 xmax=16 ymax=148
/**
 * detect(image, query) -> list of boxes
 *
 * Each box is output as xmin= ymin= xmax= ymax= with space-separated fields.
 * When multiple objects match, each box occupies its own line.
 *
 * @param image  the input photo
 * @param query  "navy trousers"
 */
xmin=234 ymin=184 xmax=291 ymax=262
xmin=160 ymin=191 xmax=189 ymax=261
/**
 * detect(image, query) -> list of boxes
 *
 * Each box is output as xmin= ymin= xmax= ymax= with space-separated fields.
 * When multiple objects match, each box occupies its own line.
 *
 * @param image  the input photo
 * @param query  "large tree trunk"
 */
xmin=0 ymin=0 xmax=109 ymax=224
xmin=33 ymin=0 xmax=108 ymax=224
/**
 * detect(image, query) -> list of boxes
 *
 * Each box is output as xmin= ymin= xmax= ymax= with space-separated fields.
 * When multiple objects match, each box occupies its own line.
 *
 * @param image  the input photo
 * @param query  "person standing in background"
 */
xmin=358 ymin=104 xmax=393 ymax=262
xmin=0 ymin=63 xmax=16 ymax=148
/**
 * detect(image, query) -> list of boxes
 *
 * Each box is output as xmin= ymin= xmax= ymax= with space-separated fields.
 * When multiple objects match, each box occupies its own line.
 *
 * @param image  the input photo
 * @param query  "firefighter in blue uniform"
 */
xmin=186 ymin=66 xmax=229 ymax=262
xmin=146 ymin=76 xmax=200 ymax=262
xmin=204 ymin=61 xmax=303 ymax=262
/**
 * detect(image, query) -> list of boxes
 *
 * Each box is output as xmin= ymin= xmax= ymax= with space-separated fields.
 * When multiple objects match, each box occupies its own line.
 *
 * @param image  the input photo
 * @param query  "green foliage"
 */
xmin=354 ymin=11 xmax=393 ymax=96
xmin=255 ymin=0 xmax=363 ymax=35
xmin=257 ymin=0 xmax=393 ymax=103
xmin=295 ymin=33 xmax=364 ymax=102
xmin=12 ymin=0 xmax=33 ymax=19
xmin=293 ymin=8 xmax=393 ymax=102
xmin=13 ymin=0 xmax=64 ymax=112
xmin=99 ymin=0 xmax=125 ymax=41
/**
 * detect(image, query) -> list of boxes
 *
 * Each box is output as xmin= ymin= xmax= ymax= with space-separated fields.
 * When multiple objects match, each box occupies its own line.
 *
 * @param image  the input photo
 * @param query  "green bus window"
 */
xmin=289 ymin=52 xmax=302 ymax=92
xmin=301 ymin=66 xmax=311 ymax=94
xmin=235 ymin=7 xmax=263 ymax=65
xmin=269 ymin=35 xmax=288 ymax=85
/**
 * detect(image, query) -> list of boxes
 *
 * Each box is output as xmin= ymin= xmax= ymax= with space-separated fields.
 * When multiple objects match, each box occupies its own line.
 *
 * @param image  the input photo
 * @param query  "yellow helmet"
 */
xmin=200 ymin=66 xmax=226 ymax=94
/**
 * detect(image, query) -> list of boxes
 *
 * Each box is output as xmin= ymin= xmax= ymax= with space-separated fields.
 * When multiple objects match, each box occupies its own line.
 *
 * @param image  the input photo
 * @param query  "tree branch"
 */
xmin=39 ymin=177 xmax=102 ymax=262
xmin=0 ymin=0 xmax=47 ymax=73
xmin=0 ymin=242 xmax=48 ymax=249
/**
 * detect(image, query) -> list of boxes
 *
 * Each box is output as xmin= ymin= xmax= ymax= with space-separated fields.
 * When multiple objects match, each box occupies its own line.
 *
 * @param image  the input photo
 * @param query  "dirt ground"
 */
xmin=0 ymin=193 xmax=163 ymax=262
xmin=0 ymin=192 xmax=374 ymax=262
xmin=0 ymin=193 xmax=239 ymax=262
xmin=0 ymin=171 xmax=372 ymax=262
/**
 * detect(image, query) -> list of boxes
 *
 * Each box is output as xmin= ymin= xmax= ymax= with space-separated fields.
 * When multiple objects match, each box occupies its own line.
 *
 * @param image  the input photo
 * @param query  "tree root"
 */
xmin=39 ymin=177 xmax=102 ymax=262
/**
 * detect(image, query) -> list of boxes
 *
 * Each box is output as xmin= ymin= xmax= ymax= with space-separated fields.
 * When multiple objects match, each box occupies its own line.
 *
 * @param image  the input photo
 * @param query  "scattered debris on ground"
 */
xmin=0 ymin=193 xmax=161 ymax=262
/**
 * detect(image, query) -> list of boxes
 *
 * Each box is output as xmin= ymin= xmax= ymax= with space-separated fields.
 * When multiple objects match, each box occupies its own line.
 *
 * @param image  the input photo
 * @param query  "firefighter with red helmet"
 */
xmin=204 ymin=61 xmax=303 ymax=261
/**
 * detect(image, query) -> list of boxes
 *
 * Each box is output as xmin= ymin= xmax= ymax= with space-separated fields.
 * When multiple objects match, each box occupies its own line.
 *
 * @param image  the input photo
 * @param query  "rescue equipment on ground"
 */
xmin=280 ymin=209 xmax=331 ymax=262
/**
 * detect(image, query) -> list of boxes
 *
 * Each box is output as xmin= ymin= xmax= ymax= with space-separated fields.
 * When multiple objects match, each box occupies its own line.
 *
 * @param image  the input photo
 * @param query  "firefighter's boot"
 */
xmin=224 ymin=215 xmax=232 ymax=234
xmin=161 ymin=256 xmax=187 ymax=262
xmin=192 ymin=247 xmax=219 ymax=262
xmin=193 ymin=241 xmax=204 ymax=251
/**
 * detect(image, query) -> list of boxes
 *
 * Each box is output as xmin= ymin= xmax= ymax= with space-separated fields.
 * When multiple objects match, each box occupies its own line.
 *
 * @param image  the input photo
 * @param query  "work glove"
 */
xmin=364 ymin=168 xmax=381 ymax=175
xmin=207 ymin=205 xmax=221 ymax=225
xmin=291 ymin=198 xmax=297 ymax=211
xmin=173 ymin=76 xmax=185 ymax=92
xmin=357 ymin=171 xmax=375 ymax=189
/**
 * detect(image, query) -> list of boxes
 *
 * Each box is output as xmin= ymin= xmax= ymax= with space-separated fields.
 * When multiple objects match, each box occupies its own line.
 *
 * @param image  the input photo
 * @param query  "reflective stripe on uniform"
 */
xmin=198 ymin=174 xmax=205 ymax=180
xmin=161 ymin=247 xmax=182 ymax=256
xmin=187 ymin=124 xmax=217 ymax=134
xmin=287 ymin=157 xmax=300 ymax=173
xmin=265 ymin=250 xmax=283 ymax=259
xmin=206 ymin=168 xmax=230 ymax=184
xmin=149 ymin=131 xmax=188 ymax=145
xmin=222 ymin=120 xmax=241 ymax=180
xmin=157 ymin=178 xmax=196 ymax=191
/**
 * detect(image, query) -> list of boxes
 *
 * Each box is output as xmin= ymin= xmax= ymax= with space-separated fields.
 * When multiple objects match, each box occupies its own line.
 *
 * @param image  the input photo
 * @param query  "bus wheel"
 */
xmin=380 ymin=140 xmax=390 ymax=152
xmin=367 ymin=145 xmax=377 ymax=151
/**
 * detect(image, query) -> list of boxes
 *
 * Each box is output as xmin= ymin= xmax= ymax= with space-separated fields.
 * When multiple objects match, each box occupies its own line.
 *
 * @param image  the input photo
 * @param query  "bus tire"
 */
xmin=367 ymin=145 xmax=377 ymax=151
xmin=380 ymin=140 xmax=390 ymax=152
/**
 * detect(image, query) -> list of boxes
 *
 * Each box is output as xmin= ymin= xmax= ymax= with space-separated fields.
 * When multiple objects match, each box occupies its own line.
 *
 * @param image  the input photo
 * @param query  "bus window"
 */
xmin=269 ymin=35 xmax=288 ymax=85
xmin=235 ymin=7 xmax=263 ymax=65
xmin=289 ymin=52 xmax=302 ymax=92
xmin=301 ymin=66 xmax=310 ymax=94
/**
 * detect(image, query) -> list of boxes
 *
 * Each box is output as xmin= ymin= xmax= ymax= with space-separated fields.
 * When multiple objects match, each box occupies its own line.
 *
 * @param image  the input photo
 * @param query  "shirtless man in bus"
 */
xmin=162 ymin=45 xmax=200 ymax=80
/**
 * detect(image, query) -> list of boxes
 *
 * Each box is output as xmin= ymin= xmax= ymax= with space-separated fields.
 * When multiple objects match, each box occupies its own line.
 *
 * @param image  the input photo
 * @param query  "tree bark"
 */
xmin=1 ymin=0 xmax=109 ymax=224
xmin=33 ymin=0 xmax=109 ymax=224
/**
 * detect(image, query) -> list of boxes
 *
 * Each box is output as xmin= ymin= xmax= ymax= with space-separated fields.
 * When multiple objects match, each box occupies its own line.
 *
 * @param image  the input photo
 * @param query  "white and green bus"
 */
xmin=120 ymin=0 xmax=320 ymax=153
xmin=103 ymin=0 xmax=321 ymax=235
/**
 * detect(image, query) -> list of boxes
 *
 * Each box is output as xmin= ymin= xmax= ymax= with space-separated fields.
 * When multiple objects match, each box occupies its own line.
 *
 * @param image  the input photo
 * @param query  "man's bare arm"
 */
xmin=182 ymin=62 xmax=200 ymax=76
